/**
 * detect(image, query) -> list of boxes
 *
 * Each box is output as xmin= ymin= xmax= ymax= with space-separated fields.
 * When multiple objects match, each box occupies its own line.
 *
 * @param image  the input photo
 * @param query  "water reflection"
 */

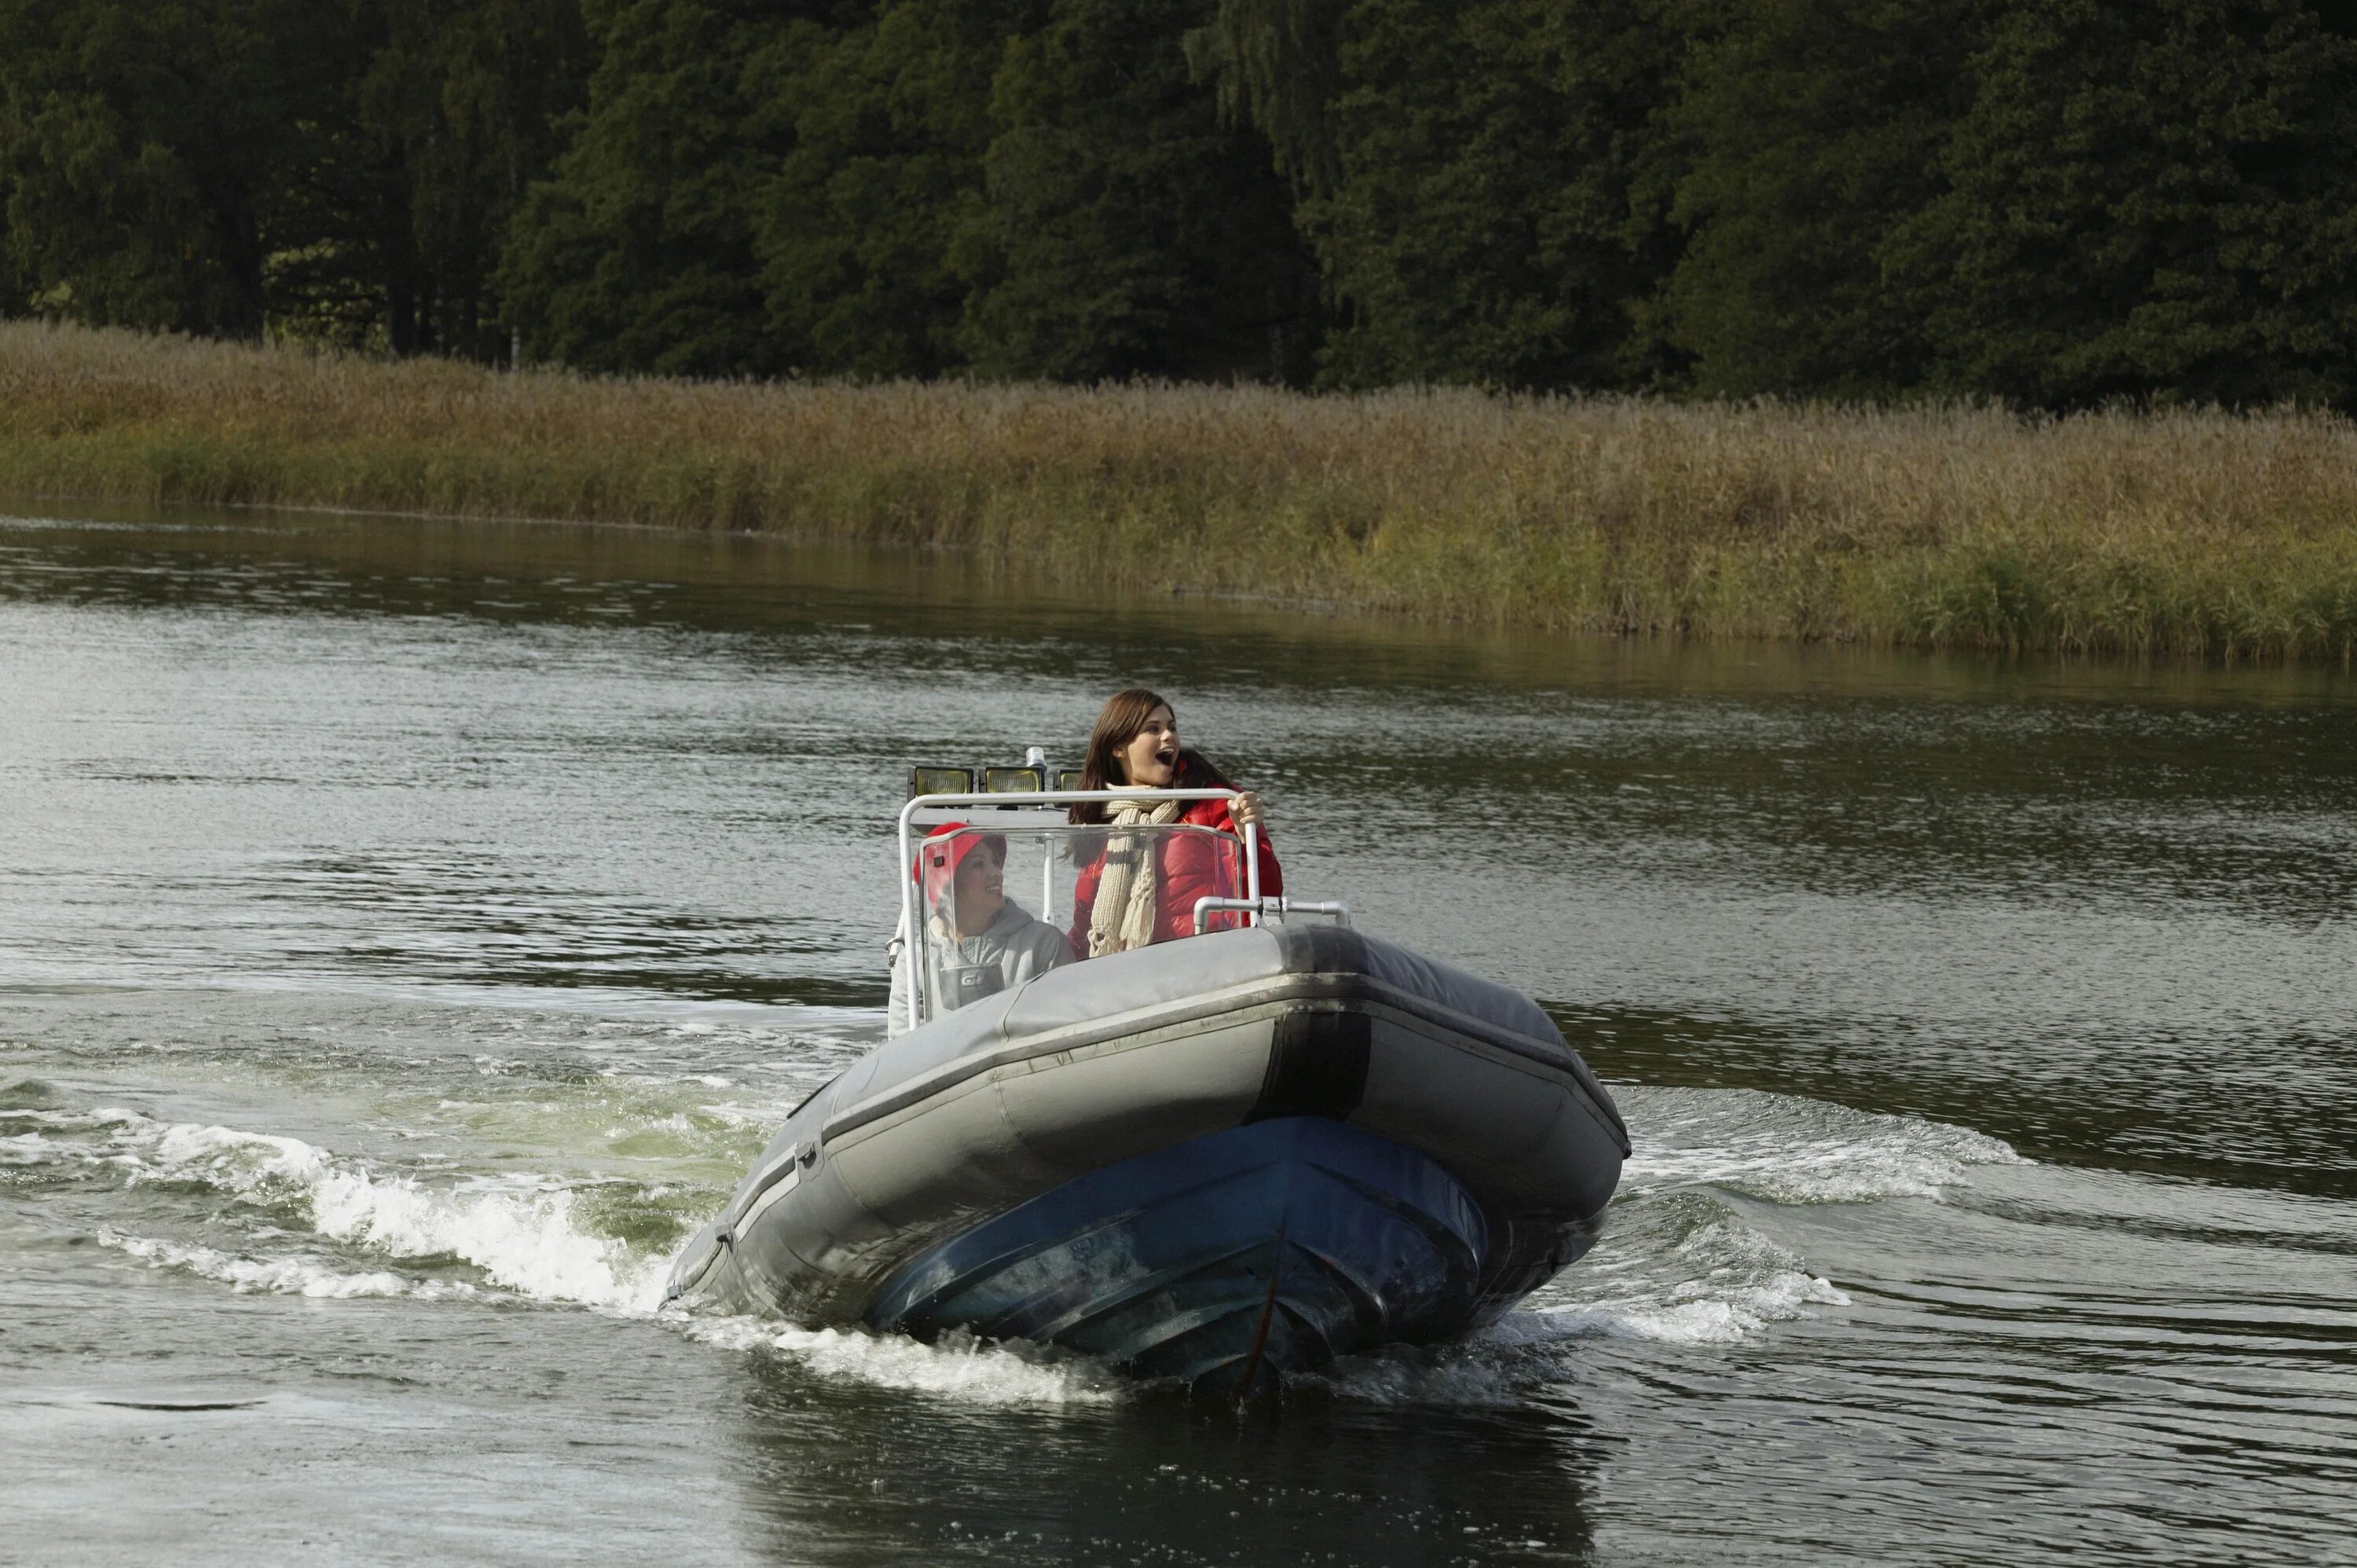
xmin=727 ymin=1354 xmax=1601 ymax=1566
xmin=9 ymin=500 xmax=2357 ymax=710
xmin=260 ymin=852 xmax=879 ymax=1009
xmin=1563 ymin=1003 xmax=2357 ymax=1199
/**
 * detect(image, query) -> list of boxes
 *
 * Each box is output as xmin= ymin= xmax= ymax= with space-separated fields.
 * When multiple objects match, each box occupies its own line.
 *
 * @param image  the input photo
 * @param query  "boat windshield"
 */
xmin=899 ymin=820 xmax=1250 ymax=1032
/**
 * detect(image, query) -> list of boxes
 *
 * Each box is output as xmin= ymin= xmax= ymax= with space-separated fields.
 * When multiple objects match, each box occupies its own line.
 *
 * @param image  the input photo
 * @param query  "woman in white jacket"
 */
xmin=887 ymin=825 xmax=1073 ymax=1035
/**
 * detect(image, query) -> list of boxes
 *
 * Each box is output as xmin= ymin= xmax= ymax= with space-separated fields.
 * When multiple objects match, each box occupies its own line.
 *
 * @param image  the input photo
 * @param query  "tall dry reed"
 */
xmin=5 ymin=319 xmax=2355 ymax=658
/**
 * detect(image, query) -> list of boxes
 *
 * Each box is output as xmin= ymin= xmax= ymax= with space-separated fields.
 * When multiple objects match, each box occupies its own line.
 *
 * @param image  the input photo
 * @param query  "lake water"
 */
xmin=3 ymin=507 xmax=2352 ymax=1566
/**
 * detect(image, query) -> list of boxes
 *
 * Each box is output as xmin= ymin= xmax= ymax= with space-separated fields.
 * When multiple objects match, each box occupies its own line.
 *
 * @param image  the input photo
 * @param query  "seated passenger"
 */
xmin=1066 ymin=688 xmax=1283 ymax=958
xmin=888 ymin=825 xmax=1072 ymax=1032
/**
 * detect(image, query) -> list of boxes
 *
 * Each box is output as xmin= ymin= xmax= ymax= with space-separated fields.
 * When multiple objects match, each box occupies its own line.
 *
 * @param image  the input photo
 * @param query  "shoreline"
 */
xmin=0 ymin=490 xmax=1363 ymax=621
xmin=7 ymin=321 xmax=2357 ymax=662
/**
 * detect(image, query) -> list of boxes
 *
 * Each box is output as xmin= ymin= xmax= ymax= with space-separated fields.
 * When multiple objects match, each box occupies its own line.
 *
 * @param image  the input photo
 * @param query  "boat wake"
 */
xmin=9 ymin=1100 xmax=670 ymax=1311
xmin=684 ymin=1316 xmax=1132 ymax=1405
xmin=1293 ymin=1086 xmax=2026 ymax=1405
xmin=1513 ymin=1083 xmax=2025 ymax=1343
xmin=94 ymin=1229 xmax=479 ymax=1301
xmin=12 ymin=1079 xmax=2025 ymax=1408
xmin=1618 ymin=1085 xmax=2027 ymax=1203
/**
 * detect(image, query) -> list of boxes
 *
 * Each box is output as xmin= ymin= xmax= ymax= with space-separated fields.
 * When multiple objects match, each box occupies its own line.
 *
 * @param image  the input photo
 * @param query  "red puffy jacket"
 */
xmin=1066 ymin=797 xmax=1284 ymax=954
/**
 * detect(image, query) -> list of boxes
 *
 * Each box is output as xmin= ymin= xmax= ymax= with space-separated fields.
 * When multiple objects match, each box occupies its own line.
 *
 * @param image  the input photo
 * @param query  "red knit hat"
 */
xmin=915 ymin=823 xmax=1006 ymax=911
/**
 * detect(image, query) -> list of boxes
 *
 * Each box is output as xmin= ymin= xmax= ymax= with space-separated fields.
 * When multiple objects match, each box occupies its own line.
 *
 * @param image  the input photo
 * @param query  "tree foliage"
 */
xmin=498 ymin=0 xmax=776 ymax=375
xmin=0 ymin=0 xmax=313 ymax=336
xmin=958 ymin=0 xmax=1317 ymax=380
xmin=1293 ymin=0 xmax=1681 ymax=390
xmin=1893 ymin=0 xmax=2357 ymax=406
xmin=750 ymin=0 xmax=1010 ymax=379
xmin=5 ymin=0 xmax=2355 ymax=408
xmin=0 ymin=0 xmax=581 ymax=352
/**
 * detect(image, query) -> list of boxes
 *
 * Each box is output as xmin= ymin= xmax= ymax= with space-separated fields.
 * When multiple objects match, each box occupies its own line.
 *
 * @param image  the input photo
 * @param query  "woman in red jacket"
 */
xmin=1065 ymin=688 xmax=1284 ymax=958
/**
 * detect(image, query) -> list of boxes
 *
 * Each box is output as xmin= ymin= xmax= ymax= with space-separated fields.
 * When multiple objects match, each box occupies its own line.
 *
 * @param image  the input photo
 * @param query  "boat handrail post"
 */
xmin=1244 ymin=821 xmax=1260 ymax=920
xmin=1192 ymin=896 xmax=1350 ymax=935
xmin=894 ymin=786 xmax=1247 ymax=1029
xmin=1025 ymin=748 xmax=1054 ymax=922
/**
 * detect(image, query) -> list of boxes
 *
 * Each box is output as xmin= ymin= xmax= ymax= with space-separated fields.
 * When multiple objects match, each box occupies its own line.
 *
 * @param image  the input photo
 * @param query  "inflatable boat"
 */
xmin=666 ymin=779 xmax=1628 ymax=1398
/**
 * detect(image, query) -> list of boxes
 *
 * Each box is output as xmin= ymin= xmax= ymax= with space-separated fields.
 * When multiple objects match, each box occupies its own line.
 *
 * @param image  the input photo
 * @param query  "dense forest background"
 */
xmin=3 ymin=0 xmax=2354 ymax=406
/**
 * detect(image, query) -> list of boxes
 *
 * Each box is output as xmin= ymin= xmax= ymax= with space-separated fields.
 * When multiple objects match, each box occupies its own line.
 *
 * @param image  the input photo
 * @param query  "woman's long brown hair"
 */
xmin=1069 ymin=687 xmax=1169 ymax=825
xmin=1069 ymin=688 xmax=1236 ymax=825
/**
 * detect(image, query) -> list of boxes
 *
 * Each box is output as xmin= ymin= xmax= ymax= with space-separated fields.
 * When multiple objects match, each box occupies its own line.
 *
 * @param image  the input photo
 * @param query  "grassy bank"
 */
xmin=5 ymin=320 xmax=2357 ymax=659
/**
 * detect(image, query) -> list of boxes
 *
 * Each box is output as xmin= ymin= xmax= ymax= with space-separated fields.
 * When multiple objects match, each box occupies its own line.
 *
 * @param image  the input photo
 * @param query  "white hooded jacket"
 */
xmin=886 ymin=899 xmax=1074 ymax=1035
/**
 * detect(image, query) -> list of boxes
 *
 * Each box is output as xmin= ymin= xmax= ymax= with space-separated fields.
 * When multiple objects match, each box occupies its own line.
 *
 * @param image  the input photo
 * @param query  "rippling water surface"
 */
xmin=4 ymin=507 xmax=2352 ymax=1566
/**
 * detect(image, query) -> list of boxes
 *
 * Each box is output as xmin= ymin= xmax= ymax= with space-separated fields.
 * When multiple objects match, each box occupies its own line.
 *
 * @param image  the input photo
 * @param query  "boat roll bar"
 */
xmin=897 ymin=789 xmax=1262 ymax=951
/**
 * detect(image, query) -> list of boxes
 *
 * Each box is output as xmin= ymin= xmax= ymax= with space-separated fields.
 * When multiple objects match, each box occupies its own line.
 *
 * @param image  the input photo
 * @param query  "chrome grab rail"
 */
xmin=1192 ymin=896 xmax=1350 ymax=935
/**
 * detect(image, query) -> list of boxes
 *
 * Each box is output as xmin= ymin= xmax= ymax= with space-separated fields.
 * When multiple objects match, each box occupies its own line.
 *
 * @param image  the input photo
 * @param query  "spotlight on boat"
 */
xmin=982 ymin=765 xmax=1047 ymax=795
xmin=908 ymin=766 xmax=974 ymax=799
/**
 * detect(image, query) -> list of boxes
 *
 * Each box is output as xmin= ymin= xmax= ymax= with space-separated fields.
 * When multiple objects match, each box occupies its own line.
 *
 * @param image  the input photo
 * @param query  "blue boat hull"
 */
xmin=867 ymin=1116 xmax=1535 ymax=1398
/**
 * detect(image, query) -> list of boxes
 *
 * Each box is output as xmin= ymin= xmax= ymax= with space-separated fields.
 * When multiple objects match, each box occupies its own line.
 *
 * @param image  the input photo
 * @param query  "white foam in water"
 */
xmin=1301 ymin=1212 xmax=1856 ymax=1408
xmin=97 ymin=1229 xmax=475 ymax=1300
xmin=0 ymin=1106 xmax=141 ymax=1132
xmin=1299 ymin=1210 xmax=1857 ymax=1404
xmin=1521 ymin=1214 xmax=1853 ymax=1346
xmin=1618 ymin=1086 xmax=2025 ymax=1204
xmin=90 ymin=1113 xmax=669 ymax=1312
xmin=309 ymin=1167 xmax=666 ymax=1311
xmin=1289 ymin=1346 xmax=1531 ymax=1408
xmin=1 ymin=1130 xmax=58 ymax=1166
xmin=682 ymin=1316 xmax=1129 ymax=1406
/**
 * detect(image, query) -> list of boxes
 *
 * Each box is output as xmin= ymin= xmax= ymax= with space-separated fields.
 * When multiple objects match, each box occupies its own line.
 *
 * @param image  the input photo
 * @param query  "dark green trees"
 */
xmin=0 ymin=0 xmax=581 ymax=353
xmin=1189 ymin=0 xmax=2357 ymax=403
xmin=1285 ymin=0 xmax=1681 ymax=390
xmin=500 ymin=0 xmax=778 ymax=375
xmin=955 ymin=0 xmax=1317 ymax=382
xmin=6 ymin=0 xmax=2356 ymax=406
xmin=753 ymin=0 xmax=1010 ymax=379
xmin=1649 ymin=0 xmax=1981 ymax=399
xmin=0 ymin=0 xmax=312 ymax=336
xmin=324 ymin=0 xmax=588 ymax=357
xmin=1895 ymin=0 xmax=2357 ymax=407
xmin=502 ymin=0 xmax=1311 ymax=378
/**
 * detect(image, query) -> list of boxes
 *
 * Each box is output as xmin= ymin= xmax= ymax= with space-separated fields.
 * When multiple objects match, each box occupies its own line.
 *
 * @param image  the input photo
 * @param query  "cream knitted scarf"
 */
xmin=1087 ymin=797 xmax=1183 ymax=958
